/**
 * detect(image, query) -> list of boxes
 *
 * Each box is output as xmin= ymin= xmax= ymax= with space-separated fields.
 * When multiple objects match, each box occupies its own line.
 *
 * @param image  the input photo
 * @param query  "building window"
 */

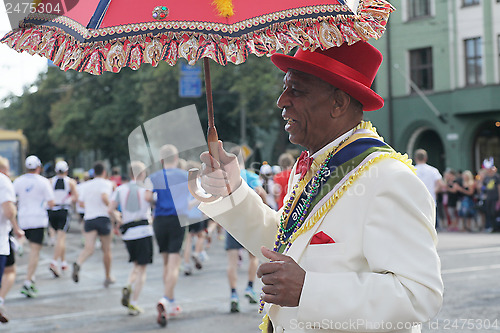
xmin=410 ymin=47 xmax=433 ymax=92
xmin=408 ymin=0 xmax=431 ymax=19
xmin=464 ymin=37 xmax=482 ymax=86
xmin=463 ymin=0 xmax=480 ymax=6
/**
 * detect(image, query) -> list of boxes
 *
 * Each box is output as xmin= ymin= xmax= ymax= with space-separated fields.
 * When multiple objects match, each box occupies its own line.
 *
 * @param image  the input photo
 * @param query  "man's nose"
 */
xmin=276 ymin=90 xmax=288 ymax=109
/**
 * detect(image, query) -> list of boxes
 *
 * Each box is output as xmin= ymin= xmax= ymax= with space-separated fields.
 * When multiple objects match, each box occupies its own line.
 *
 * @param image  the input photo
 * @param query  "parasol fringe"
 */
xmin=212 ymin=0 xmax=234 ymax=18
xmin=1 ymin=0 xmax=395 ymax=74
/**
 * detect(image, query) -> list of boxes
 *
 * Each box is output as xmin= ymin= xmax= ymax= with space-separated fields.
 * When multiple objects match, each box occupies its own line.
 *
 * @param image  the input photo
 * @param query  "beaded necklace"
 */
xmin=258 ymin=121 xmax=368 ymax=313
xmin=275 ymin=153 xmax=334 ymax=248
xmin=275 ymin=122 xmax=367 ymax=251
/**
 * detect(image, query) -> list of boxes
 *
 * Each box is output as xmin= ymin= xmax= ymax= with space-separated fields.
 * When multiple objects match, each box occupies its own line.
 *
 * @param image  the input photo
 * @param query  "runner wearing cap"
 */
xmin=13 ymin=155 xmax=54 ymax=298
xmin=48 ymin=160 xmax=78 ymax=277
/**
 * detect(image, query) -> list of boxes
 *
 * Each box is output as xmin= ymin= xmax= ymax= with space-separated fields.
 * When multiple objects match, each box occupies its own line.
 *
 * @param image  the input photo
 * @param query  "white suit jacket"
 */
xmin=201 ymin=158 xmax=443 ymax=333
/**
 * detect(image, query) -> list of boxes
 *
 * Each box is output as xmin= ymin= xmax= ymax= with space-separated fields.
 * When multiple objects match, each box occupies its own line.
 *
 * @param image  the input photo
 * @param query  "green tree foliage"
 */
xmin=0 ymin=69 xmax=68 ymax=163
xmin=0 ymin=55 xmax=285 ymax=167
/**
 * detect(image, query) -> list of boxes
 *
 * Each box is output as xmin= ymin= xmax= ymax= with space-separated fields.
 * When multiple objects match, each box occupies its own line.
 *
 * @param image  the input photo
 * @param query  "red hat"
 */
xmin=271 ymin=42 xmax=384 ymax=111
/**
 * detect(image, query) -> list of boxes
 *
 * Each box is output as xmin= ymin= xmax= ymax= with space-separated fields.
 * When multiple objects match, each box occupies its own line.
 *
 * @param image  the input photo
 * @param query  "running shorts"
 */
xmin=48 ymin=209 xmax=70 ymax=231
xmin=124 ymin=236 xmax=153 ymax=265
xmin=24 ymin=228 xmax=45 ymax=245
xmin=0 ymin=255 xmax=6 ymax=280
xmin=6 ymin=236 xmax=15 ymax=267
xmin=84 ymin=217 xmax=112 ymax=236
xmin=153 ymin=215 xmax=185 ymax=254
xmin=188 ymin=219 xmax=208 ymax=233
xmin=225 ymin=231 xmax=243 ymax=250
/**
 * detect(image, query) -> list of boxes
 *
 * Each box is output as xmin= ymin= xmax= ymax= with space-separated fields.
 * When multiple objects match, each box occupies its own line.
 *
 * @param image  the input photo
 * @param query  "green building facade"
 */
xmin=367 ymin=0 xmax=500 ymax=173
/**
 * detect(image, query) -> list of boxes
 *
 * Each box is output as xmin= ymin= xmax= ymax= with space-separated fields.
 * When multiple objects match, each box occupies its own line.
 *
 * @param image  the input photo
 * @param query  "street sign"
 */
xmin=179 ymin=63 xmax=202 ymax=98
xmin=180 ymin=63 xmax=202 ymax=75
xmin=179 ymin=76 xmax=202 ymax=98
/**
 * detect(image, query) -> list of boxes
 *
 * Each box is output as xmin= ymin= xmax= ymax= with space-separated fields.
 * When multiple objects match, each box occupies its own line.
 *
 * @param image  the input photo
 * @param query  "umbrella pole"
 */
xmin=204 ymin=58 xmax=220 ymax=162
xmin=189 ymin=58 xmax=234 ymax=204
xmin=188 ymin=58 xmax=222 ymax=202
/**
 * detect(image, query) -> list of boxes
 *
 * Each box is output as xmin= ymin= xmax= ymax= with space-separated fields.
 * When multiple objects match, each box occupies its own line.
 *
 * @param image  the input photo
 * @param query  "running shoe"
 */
xmin=167 ymin=302 xmax=182 ymax=317
xmin=244 ymin=287 xmax=258 ymax=304
xmin=183 ymin=263 xmax=193 ymax=276
xmin=49 ymin=263 xmax=60 ymax=278
xmin=0 ymin=305 xmax=8 ymax=323
xmin=20 ymin=283 xmax=37 ymax=298
xmin=199 ymin=251 xmax=209 ymax=262
xmin=156 ymin=298 xmax=168 ymax=327
xmin=61 ymin=261 xmax=69 ymax=272
xmin=192 ymin=254 xmax=202 ymax=270
xmin=121 ymin=286 xmax=131 ymax=307
xmin=104 ymin=277 xmax=116 ymax=288
xmin=230 ymin=293 xmax=239 ymax=313
xmin=72 ymin=262 xmax=80 ymax=283
xmin=128 ymin=304 xmax=144 ymax=316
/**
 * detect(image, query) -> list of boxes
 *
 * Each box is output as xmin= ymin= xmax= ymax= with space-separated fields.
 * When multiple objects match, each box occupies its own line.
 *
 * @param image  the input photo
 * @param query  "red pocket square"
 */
xmin=310 ymin=231 xmax=335 ymax=245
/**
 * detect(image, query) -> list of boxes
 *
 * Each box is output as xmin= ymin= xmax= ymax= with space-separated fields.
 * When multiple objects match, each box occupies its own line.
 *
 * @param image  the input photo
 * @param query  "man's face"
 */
xmin=277 ymin=70 xmax=336 ymax=153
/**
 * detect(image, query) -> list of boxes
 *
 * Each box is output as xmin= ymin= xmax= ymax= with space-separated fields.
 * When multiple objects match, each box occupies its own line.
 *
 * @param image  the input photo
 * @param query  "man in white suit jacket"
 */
xmin=198 ymin=41 xmax=443 ymax=333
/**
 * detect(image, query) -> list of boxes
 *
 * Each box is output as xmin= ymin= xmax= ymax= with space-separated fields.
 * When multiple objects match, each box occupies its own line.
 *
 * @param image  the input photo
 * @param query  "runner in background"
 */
xmin=109 ymin=161 xmax=154 ymax=316
xmin=48 ymin=161 xmax=78 ymax=277
xmin=13 ymin=156 xmax=54 ymax=298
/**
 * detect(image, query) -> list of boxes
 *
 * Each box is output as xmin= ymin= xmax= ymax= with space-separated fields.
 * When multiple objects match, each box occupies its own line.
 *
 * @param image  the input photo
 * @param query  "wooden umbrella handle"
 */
xmin=188 ymin=58 xmax=223 ymax=203
xmin=188 ymin=125 xmax=221 ymax=203
xmin=207 ymin=125 xmax=220 ymax=162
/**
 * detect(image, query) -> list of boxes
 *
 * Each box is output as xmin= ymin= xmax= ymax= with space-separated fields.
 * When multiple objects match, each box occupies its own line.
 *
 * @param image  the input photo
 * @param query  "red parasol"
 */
xmin=2 ymin=0 xmax=393 ymax=71
xmin=1 ymin=0 xmax=394 ymax=200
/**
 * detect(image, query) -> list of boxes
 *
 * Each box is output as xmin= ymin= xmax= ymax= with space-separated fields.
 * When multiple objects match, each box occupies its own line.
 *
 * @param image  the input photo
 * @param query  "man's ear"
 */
xmin=331 ymin=90 xmax=351 ymax=118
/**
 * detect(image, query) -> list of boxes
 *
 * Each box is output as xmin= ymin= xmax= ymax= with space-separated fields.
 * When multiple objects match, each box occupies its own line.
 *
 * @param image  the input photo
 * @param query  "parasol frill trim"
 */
xmin=0 ymin=0 xmax=394 ymax=75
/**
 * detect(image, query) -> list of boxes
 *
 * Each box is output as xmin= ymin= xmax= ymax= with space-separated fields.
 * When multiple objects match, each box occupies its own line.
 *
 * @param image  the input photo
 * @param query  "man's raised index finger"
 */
xmin=261 ymin=246 xmax=289 ymax=262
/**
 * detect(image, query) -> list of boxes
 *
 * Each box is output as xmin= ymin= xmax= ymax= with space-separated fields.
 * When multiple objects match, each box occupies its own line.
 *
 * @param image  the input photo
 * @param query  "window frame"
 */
xmin=408 ymin=0 xmax=432 ymax=20
xmin=462 ymin=0 xmax=480 ymax=7
xmin=464 ymin=37 xmax=483 ymax=86
xmin=409 ymin=47 xmax=434 ymax=93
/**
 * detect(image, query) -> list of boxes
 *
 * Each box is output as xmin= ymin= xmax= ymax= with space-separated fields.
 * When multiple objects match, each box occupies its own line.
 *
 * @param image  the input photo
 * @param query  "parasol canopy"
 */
xmin=1 ymin=0 xmax=394 ymax=202
xmin=1 ymin=0 xmax=394 ymax=74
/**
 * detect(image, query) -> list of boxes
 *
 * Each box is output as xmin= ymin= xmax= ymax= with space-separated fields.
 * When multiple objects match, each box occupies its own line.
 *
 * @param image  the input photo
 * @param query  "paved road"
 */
xmin=3 ymin=218 xmax=264 ymax=333
xmin=2 ymin=220 xmax=500 ymax=332
xmin=423 ymin=232 xmax=500 ymax=333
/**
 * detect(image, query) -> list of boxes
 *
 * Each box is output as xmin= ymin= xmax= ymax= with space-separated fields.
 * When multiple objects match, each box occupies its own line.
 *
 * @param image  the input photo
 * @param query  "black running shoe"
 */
xmin=121 ymin=286 xmax=131 ymax=307
xmin=72 ymin=262 xmax=80 ymax=283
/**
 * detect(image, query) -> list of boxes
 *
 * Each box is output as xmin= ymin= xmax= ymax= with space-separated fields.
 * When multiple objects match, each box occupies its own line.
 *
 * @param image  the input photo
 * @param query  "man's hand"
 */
xmin=257 ymin=246 xmax=305 ymax=307
xmin=199 ymin=141 xmax=242 ymax=197
xmin=13 ymin=226 xmax=25 ymax=239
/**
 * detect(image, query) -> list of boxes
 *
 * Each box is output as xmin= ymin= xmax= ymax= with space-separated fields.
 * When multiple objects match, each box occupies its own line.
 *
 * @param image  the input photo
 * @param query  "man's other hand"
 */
xmin=258 ymin=246 xmax=305 ymax=307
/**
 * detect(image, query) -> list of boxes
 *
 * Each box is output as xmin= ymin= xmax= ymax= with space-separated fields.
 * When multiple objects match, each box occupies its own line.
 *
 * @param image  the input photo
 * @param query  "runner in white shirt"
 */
xmin=73 ymin=162 xmax=114 ymax=287
xmin=109 ymin=161 xmax=153 ymax=316
xmin=48 ymin=161 xmax=78 ymax=277
xmin=414 ymin=149 xmax=443 ymax=202
xmin=75 ymin=172 xmax=91 ymax=247
xmin=414 ymin=149 xmax=445 ymax=230
xmin=0 ymin=156 xmax=24 ymax=323
xmin=13 ymin=155 xmax=54 ymax=298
